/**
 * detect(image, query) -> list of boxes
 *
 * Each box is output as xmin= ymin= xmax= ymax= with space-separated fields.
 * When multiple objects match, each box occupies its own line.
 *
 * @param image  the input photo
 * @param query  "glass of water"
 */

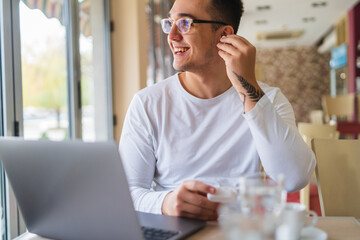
xmin=219 ymin=173 xmax=286 ymax=240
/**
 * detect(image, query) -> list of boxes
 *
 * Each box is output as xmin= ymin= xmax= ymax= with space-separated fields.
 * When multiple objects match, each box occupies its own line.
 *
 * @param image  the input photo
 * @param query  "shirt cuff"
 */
xmin=152 ymin=190 xmax=172 ymax=214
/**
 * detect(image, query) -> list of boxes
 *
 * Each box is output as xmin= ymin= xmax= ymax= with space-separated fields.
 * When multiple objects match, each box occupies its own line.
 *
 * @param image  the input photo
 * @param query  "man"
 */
xmin=119 ymin=0 xmax=315 ymax=221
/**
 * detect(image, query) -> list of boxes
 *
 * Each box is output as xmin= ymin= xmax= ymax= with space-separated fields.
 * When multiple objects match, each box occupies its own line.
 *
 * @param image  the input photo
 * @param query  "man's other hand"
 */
xmin=161 ymin=181 xmax=219 ymax=221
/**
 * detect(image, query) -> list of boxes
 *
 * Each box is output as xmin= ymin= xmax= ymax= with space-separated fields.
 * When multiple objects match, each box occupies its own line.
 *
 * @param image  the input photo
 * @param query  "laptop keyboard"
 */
xmin=141 ymin=226 xmax=179 ymax=240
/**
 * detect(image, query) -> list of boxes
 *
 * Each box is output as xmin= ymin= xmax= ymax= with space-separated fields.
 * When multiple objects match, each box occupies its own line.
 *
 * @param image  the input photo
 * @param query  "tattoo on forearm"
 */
xmin=232 ymin=71 xmax=264 ymax=102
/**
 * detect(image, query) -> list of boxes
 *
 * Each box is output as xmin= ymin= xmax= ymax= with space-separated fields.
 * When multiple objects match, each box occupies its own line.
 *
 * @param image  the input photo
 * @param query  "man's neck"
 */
xmin=178 ymin=69 xmax=232 ymax=99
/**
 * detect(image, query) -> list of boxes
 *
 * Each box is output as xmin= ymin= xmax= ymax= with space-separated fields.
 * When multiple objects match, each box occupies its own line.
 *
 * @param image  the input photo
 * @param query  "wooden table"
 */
xmin=15 ymin=216 xmax=360 ymax=240
xmin=188 ymin=217 xmax=360 ymax=240
xmin=315 ymin=217 xmax=360 ymax=240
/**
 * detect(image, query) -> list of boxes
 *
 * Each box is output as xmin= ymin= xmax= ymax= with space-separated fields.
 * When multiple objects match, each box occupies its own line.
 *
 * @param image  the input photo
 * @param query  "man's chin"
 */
xmin=173 ymin=63 xmax=189 ymax=72
xmin=173 ymin=66 xmax=183 ymax=72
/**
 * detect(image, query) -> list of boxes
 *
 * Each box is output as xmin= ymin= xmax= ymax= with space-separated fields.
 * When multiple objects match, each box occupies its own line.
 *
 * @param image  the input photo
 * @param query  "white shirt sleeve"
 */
xmin=119 ymin=95 xmax=171 ymax=214
xmin=243 ymin=91 xmax=316 ymax=192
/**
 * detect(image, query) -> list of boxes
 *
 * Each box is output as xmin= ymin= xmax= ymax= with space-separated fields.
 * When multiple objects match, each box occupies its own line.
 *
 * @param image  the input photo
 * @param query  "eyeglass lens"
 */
xmin=161 ymin=19 xmax=191 ymax=34
xmin=178 ymin=19 xmax=191 ymax=33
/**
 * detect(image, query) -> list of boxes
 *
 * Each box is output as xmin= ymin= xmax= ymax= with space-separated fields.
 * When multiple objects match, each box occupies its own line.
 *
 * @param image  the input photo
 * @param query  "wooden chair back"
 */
xmin=297 ymin=123 xmax=339 ymax=210
xmin=298 ymin=122 xmax=339 ymax=146
xmin=312 ymin=139 xmax=360 ymax=218
xmin=309 ymin=110 xmax=324 ymax=124
xmin=322 ymin=94 xmax=355 ymax=121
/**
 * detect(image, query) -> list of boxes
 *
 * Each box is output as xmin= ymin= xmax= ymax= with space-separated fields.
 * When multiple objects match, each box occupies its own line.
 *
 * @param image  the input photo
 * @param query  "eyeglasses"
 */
xmin=161 ymin=18 xmax=228 ymax=34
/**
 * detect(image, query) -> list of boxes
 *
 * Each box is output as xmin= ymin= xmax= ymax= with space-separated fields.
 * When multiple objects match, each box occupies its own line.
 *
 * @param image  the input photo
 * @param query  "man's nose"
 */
xmin=168 ymin=23 xmax=182 ymax=41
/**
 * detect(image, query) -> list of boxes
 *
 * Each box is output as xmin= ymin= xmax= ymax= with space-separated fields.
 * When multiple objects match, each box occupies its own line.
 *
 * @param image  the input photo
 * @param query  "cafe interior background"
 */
xmin=0 ymin=0 xmax=359 ymax=239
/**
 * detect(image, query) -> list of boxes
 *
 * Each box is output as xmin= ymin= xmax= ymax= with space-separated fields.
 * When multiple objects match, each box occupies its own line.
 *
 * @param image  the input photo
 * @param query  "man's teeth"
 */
xmin=175 ymin=48 xmax=188 ymax=53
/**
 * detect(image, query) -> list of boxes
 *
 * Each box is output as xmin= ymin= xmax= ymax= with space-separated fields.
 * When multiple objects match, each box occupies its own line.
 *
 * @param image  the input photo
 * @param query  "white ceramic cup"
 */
xmin=277 ymin=203 xmax=318 ymax=240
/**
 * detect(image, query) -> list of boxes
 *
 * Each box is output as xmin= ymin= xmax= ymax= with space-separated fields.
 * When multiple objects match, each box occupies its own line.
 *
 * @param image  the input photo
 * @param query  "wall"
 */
xmin=256 ymin=47 xmax=331 ymax=123
xmin=110 ymin=0 xmax=148 ymax=142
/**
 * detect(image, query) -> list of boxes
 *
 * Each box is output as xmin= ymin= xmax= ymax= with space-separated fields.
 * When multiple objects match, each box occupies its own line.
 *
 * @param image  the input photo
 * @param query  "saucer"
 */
xmin=300 ymin=227 xmax=328 ymax=240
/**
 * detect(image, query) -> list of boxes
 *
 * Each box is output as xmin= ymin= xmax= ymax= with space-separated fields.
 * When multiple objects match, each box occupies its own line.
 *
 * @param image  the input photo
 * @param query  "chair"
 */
xmin=312 ymin=139 xmax=360 ymax=218
xmin=322 ymin=93 xmax=355 ymax=121
xmin=298 ymin=122 xmax=339 ymax=146
xmin=309 ymin=110 xmax=324 ymax=124
xmin=297 ymin=123 xmax=339 ymax=211
xmin=322 ymin=93 xmax=360 ymax=138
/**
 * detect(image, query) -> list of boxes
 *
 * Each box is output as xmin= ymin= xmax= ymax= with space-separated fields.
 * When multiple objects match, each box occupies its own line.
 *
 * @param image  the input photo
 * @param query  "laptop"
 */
xmin=0 ymin=138 xmax=205 ymax=240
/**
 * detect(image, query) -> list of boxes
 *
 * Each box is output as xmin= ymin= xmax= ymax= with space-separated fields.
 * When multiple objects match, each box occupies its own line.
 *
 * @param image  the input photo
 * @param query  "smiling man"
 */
xmin=119 ymin=0 xmax=316 ymax=221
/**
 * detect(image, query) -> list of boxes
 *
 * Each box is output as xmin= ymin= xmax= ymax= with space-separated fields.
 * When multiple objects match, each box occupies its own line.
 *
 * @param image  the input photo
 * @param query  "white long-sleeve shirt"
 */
xmin=119 ymin=73 xmax=316 ymax=214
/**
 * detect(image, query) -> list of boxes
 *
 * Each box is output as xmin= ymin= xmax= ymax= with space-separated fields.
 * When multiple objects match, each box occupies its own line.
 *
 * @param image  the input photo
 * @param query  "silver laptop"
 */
xmin=0 ymin=138 xmax=205 ymax=240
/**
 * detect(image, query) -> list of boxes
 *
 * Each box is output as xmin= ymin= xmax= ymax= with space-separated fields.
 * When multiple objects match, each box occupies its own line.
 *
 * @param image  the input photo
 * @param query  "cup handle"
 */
xmin=304 ymin=210 xmax=318 ymax=228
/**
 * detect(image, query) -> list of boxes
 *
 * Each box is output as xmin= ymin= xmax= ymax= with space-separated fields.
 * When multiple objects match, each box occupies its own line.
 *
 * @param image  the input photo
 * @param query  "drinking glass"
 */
xmin=219 ymin=173 xmax=286 ymax=240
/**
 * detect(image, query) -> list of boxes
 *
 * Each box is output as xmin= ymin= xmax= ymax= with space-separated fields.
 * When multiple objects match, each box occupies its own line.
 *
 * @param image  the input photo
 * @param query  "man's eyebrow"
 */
xmin=168 ymin=13 xmax=197 ymax=19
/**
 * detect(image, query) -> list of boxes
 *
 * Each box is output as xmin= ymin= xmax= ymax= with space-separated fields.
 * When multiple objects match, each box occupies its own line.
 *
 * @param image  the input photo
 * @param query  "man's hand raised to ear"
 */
xmin=217 ymin=35 xmax=264 ymax=113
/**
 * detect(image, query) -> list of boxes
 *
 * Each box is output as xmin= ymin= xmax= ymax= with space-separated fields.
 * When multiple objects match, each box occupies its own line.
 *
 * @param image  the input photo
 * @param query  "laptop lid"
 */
xmin=0 ymin=138 xmax=205 ymax=240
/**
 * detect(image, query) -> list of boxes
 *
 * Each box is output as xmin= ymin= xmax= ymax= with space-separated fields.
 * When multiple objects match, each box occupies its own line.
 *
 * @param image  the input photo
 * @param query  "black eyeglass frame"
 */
xmin=161 ymin=18 xmax=229 ymax=34
xmin=192 ymin=19 xmax=228 ymax=25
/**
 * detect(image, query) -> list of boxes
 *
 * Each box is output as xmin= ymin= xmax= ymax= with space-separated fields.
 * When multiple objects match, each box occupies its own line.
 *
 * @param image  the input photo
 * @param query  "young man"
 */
xmin=119 ymin=0 xmax=315 ymax=221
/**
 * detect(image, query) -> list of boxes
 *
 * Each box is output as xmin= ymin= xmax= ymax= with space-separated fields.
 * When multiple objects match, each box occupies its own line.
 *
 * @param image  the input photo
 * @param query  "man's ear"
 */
xmin=221 ymin=26 xmax=234 ymax=37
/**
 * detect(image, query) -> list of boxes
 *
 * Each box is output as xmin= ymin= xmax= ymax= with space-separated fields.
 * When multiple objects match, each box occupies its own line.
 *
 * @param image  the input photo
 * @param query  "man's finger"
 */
xmin=221 ymin=34 xmax=252 ymax=46
xmin=219 ymin=35 xmax=252 ymax=50
xmin=217 ymin=49 xmax=231 ymax=62
xmin=183 ymin=180 xmax=216 ymax=194
xmin=180 ymin=191 xmax=219 ymax=210
xmin=237 ymin=35 xmax=253 ymax=46
xmin=217 ymin=42 xmax=237 ymax=55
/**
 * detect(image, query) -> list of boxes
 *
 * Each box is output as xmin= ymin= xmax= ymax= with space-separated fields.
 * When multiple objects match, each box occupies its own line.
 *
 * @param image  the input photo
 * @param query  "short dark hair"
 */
xmin=206 ymin=0 xmax=244 ymax=33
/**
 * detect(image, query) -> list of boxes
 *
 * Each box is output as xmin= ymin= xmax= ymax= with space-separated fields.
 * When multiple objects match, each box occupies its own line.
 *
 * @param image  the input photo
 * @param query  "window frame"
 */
xmin=0 ymin=5 xmax=3 ymax=138
xmin=1 ymin=0 xmax=22 ymax=238
xmin=103 ymin=0 xmax=114 ymax=141
xmin=0 ymin=3 xmax=7 ymax=240
xmin=66 ymin=0 xmax=82 ymax=139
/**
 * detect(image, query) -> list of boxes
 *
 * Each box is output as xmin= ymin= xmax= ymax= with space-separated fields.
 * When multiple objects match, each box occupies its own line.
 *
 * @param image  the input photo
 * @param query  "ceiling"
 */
xmin=238 ymin=0 xmax=359 ymax=49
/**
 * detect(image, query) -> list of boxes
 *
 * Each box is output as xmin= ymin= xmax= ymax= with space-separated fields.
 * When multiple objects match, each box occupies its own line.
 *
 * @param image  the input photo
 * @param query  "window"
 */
xmin=0 ymin=0 xmax=13 ymax=237
xmin=19 ymin=0 xmax=113 ymax=141
xmin=78 ymin=0 xmax=113 ymax=141
xmin=1 ymin=0 xmax=113 ymax=238
xmin=20 ymin=0 xmax=69 ymax=140
xmin=147 ymin=0 xmax=175 ymax=85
